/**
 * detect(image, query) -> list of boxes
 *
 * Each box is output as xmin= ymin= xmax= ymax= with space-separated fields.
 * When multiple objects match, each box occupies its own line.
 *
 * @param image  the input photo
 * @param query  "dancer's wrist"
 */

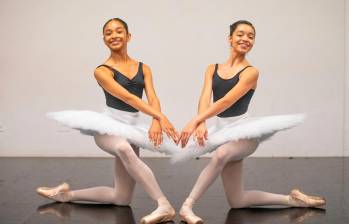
xmin=154 ymin=112 xmax=163 ymax=121
xmin=152 ymin=118 xmax=160 ymax=125
xmin=198 ymin=120 xmax=206 ymax=127
xmin=193 ymin=116 xmax=202 ymax=125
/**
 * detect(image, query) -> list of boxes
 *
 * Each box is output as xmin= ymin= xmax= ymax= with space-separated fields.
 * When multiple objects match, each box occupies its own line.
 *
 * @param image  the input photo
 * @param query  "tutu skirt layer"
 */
xmin=47 ymin=107 xmax=180 ymax=155
xmin=47 ymin=107 xmax=304 ymax=161
xmin=171 ymin=113 xmax=305 ymax=163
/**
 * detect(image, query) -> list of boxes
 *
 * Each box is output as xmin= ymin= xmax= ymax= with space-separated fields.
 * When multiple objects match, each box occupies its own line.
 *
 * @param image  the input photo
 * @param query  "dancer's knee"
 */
xmin=227 ymin=197 xmax=245 ymax=209
xmin=114 ymin=141 xmax=136 ymax=161
xmin=112 ymin=192 xmax=132 ymax=206
xmin=113 ymin=197 xmax=132 ymax=206
xmin=211 ymin=150 xmax=229 ymax=170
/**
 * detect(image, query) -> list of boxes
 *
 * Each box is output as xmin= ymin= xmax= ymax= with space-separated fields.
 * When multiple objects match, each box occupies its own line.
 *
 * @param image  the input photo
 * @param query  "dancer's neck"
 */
xmin=109 ymin=48 xmax=131 ymax=64
xmin=225 ymin=51 xmax=246 ymax=67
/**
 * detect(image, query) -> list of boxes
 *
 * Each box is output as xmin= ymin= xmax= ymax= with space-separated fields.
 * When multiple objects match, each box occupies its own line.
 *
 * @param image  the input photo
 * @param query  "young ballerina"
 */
xmin=37 ymin=18 xmax=178 ymax=224
xmin=177 ymin=20 xmax=326 ymax=224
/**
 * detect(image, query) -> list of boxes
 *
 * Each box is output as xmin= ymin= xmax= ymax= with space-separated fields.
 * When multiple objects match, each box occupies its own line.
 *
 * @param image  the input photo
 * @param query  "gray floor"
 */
xmin=0 ymin=157 xmax=348 ymax=223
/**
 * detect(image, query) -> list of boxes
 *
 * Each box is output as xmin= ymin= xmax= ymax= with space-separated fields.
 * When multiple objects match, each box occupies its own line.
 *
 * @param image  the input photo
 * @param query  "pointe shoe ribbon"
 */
xmin=36 ymin=182 xmax=70 ymax=202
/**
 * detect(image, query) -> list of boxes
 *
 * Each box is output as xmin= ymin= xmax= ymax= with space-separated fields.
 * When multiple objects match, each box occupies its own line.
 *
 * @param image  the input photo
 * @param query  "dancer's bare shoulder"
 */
xmin=240 ymin=66 xmax=259 ymax=89
xmin=142 ymin=63 xmax=152 ymax=78
xmin=94 ymin=65 xmax=114 ymax=80
xmin=204 ymin=64 xmax=216 ymax=78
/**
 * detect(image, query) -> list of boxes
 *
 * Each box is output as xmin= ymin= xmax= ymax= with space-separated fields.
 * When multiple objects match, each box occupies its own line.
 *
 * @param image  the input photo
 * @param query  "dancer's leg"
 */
xmin=220 ymin=140 xmax=325 ymax=208
xmin=180 ymin=139 xmax=258 ymax=222
xmin=188 ymin=139 xmax=258 ymax=202
xmin=91 ymin=134 xmax=166 ymax=201
xmin=221 ymin=159 xmax=289 ymax=208
xmin=38 ymin=135 xmax=173 ymax=205
xmin=113 ymin=145 xmax=138 ymax=203
xmin=36 ymin=137 xmax=139 ymax=205
xmin=69 ymin=146 xmax=138 ymax=205
xmin=37 ymin=134 xmax=174 ymax=222
xmin=93 ymin=134 xmax=174 ymax=223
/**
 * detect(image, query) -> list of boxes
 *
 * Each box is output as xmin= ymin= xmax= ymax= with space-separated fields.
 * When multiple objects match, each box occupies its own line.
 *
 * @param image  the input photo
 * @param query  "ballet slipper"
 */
xmin=289 ymin=189 xmax=326 ymax=209
xmin=140 ymin=206 xmax=175 ymax=224
xmin=36 ymin=182 xmax=71 ymax=202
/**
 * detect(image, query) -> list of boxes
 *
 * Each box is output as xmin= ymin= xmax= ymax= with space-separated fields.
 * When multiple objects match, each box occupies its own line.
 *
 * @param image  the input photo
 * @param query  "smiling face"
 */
xmin=229 ymin=24 xmax=255 ymax=55
xmin=103 ymin=20 xmax=131 ymax=51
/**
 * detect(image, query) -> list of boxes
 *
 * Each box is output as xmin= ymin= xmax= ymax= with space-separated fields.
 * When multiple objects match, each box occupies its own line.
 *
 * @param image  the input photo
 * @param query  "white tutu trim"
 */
xmin=47 ymin=110 xmax=181 ymax=155
xmin=171 ymin=114 xmax=306 ymax=163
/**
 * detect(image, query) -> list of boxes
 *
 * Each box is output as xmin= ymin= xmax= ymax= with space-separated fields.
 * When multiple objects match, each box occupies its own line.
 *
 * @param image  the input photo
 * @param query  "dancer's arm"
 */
xmin=180 ymin=67 xmax=259 ymax=147
xmin=94 ymin=66 xmax=178 ymax=142
xmin=143 ymin=64 xmax=168 ymax=147
xmin=194 ymin=64 xmax=215 ymax=146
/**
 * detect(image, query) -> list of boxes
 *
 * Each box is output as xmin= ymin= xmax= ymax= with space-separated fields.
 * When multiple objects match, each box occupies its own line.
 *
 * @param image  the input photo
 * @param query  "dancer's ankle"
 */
xmin=67 ymin=191 xmax=74 ymax=201
xmin=59 ymin=191 xmax=72 ymax=202
xmin=180 ymin=198 xmax=203 ymax=223
xmin=157 ymin=197 xmax=171 ymax=208
xmin=183 ymin=197 xmax=195 ymax=208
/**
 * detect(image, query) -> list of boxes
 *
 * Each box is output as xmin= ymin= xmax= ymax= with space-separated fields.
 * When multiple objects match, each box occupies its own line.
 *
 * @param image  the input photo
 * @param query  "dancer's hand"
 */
xmin=158 ymin=114 xmax=179 ymax=144
xmin=194 ymin=122 xmax=208 ymax=147
xmin=148 ymin=119 xmax=163 ymax=148
xmin=179 ymin=118 xmax=199 ymax=148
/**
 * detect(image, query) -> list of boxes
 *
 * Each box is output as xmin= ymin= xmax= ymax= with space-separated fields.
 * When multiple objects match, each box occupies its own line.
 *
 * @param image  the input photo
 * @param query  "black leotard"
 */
xmin=212 ymin=64 xmax=255 ymax=117
xmin=97 ymin=63 xmax=145 ymax=112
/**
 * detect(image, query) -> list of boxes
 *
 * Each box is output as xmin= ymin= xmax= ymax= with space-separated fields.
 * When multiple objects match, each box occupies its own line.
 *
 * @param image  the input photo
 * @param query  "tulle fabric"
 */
xmin=47 ymin=107 xmax=181 ymax=155
xmin=47 ymin=107 xmax=305 ymax=161
xmin=170 ymin=113 xmax=305 ymax=163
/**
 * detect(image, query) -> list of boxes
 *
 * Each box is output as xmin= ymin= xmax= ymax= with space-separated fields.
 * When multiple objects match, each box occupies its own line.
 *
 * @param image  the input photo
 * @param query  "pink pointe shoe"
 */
xmin=36 ymin=182 xmax=71 ymax=202
xmin=140 ymin=207 xmax=176 ymax=224
xmin=179 ymin=206 xmax=203 ymax=224
xmin=180 ymin=213 xmax=203 ymax=224
xmin=289 ymin=189 xmax=326 ymax=209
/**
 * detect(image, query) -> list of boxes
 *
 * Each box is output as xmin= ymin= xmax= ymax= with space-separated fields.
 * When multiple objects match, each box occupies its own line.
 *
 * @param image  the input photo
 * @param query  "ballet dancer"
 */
xmin=177 ymin=20 xmax=326 ymax=224
xmin=37 ymin=18 xmax=178 ymax=224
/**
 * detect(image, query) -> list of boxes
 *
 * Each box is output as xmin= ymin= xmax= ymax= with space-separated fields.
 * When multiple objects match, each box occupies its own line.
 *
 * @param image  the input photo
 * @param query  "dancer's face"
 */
xmin=229 ymin=24 xmax=255 ymax=54
xmin=103 ymin=20 xmax=130 ymax=51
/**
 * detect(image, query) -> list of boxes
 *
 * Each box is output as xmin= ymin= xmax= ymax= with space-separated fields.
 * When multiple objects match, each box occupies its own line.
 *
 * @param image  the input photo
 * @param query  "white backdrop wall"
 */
xmin=0 ymin=0 xmax=346 ymax=157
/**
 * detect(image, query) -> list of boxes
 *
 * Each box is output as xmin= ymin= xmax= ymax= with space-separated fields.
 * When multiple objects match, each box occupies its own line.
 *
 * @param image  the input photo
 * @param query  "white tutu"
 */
xmin=171 ymin=113 xmax=305 ymax=163
xmin=47 ymin=107 xmax=181 ymax=155
xmin=48 ymin=107 xmax=305 ymax=161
